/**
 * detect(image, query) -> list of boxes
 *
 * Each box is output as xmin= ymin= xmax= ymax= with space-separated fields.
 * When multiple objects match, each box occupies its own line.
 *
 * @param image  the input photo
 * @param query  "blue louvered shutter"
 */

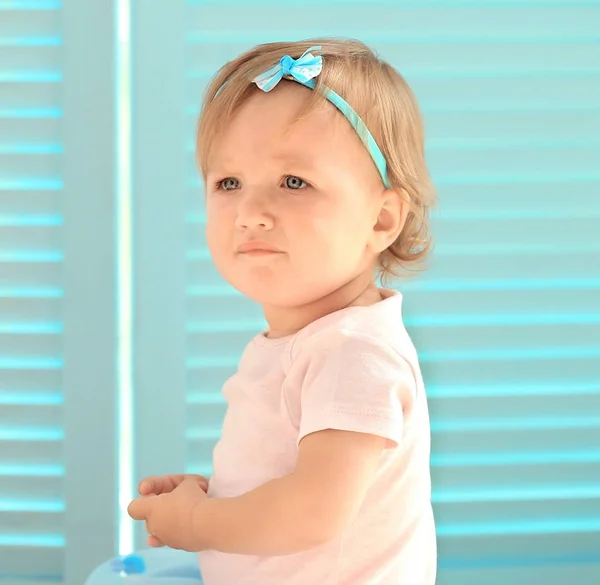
xmin=0 ymin=3 xmax=118 ymax=584
xmin=133 ymin=1 xmax=600 ymax=582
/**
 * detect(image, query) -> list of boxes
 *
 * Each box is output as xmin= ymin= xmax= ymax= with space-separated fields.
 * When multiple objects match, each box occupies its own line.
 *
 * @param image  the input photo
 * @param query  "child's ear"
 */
xmin=371 ymin=189 xmax=408 ymax=253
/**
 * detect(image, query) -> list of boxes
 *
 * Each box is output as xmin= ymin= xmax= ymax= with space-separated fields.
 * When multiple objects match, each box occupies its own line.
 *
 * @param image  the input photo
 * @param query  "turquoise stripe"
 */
xmin=0 ymin=214 xmax=63 ymax=226
xmin=0 ymin=427 xmax=63 ymax=441
xmin=0 ymin=392 xmax=63 ymax=405
xmin=434 ymin=484 xmax=600 ymax=503
xmin=0 ymin=144 xmax=63 ymax=155
xmin=432 ymin=416 xmax=600 ymax=433
xmin=437 ymin=173 xmax=600 ymax=184
xmin=434 ymin=243 xmax=600 ymax=254
xmin=0 ymin=287 xmax=63 ymax=298
xmin=0 ymin=36 xmax=61 ymax=47
xmin=0 ymin=108 xmax=62 ymax=118
xmin=419 ymin=346 xmax=600 ymax=362
xmin=435 ymin=209 xmax=600 ymax=220
xmin=0 ymin=499 xmax=64 ymax=513
xmin=0 ymin=357 xmax=63 ymax=370
xmin=402 ymin=278 xmax=600 ymax=292
xmin=439 ymin=553 xmax=600 ymax=570
xmin=0 ymin=464 xmax=63 ymax=476
xmin=0 ymin=322 xmax=63 ymax=334
xmin=432 ymin=450 xmax=600 ymax=466
xmin=0 ymin=251 xmax=63 ymax=262
xmin=426 ymin=103 xmax=600 ymax=113
xmin=0 ymin=1 xmax=61 ymax=8
xmin=0 ymin=71 xmax=62 ymax=82
xmin=428 ymin=380 xmax=600 ymax=398
xmin=437 ymin=517 xmax=600 ymax=537
xmin=406 ymin=313 xmax=600 ymax=327
xmin=0 ymin=178 xmax=63 ymax=191
xmin=0 ymin=534 xmax=64 ymax=547
xmin=429 ymin=139 xmax=600 ymax=150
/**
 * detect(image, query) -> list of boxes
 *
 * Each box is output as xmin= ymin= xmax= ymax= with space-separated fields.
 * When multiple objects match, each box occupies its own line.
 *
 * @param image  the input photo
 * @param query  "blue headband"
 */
xmin=251 ymin=46 xmax=392 ymax=189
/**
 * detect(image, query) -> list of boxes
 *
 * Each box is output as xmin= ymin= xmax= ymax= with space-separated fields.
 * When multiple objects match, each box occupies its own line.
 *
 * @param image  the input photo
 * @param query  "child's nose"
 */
xmin=235 ymin=192 xmax=275 ymax=230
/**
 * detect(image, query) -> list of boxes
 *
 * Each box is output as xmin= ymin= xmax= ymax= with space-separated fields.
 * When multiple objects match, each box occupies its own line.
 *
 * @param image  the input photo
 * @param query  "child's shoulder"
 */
xmin=289 ymin=289 xmax=418 ymax=366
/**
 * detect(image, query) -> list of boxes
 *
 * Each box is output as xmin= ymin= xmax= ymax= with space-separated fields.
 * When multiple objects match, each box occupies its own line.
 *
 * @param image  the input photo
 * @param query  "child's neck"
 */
xmin=263 ymin=276 xmax=382 ymax=339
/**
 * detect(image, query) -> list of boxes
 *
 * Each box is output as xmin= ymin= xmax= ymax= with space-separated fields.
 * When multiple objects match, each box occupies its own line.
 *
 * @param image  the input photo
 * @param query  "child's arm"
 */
xmin=194 ymin=429 xmax=386 ymax=555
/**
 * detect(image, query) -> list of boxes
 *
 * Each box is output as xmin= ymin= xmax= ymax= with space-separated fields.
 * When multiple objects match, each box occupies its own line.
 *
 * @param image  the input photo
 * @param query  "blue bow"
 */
xmin=253 ymin=46 xmax=323 ymax=92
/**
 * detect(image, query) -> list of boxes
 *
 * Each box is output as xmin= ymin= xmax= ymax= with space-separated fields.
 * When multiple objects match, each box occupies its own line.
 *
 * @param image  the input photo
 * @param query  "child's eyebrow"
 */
xmin=205 ymin=151 xmax=326 ymax=177
xmin=204 ymin=157 xmax=239 ymax=177
xmin=272 ymin=152 xmax=320 ymax=169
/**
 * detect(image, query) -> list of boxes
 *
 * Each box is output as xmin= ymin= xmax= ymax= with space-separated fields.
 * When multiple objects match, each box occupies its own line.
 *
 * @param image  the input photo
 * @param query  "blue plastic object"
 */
xmin=85 ymin=548 xmax=203 ymax=585
xmin=110 ymin=554 xmax=146 ymax=574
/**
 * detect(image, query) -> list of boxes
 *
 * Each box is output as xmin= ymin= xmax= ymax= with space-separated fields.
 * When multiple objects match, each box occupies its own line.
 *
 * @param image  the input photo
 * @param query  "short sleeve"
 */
xmin=294 ymin=330 xmax=417 ymax=448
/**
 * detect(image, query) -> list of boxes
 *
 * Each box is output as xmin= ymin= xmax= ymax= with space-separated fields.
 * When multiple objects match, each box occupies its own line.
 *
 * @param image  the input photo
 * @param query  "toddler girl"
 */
xmin=129 ymin=38 xmax=437 ymax=585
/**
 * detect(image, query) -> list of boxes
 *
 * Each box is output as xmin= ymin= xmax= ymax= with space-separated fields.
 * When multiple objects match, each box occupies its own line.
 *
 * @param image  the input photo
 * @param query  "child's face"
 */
xmin=204 ymin=83 xmax=387 ymax=308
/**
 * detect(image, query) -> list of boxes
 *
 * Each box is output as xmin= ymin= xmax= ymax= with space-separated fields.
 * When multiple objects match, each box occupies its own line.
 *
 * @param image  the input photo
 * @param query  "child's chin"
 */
xmin=239 ymin=285 xmax=288 ymax=306
xmin=233 ymin=281 xmax=299 ymax=308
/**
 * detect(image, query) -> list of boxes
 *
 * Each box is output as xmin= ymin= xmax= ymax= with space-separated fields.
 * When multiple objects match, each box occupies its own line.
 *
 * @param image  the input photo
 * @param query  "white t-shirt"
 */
xmin=199 ymin=288 xmax=437 ymax=584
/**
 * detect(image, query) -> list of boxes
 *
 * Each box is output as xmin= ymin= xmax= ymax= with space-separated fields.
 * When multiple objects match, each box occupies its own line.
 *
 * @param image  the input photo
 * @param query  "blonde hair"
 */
xmin=196 ymin=38 xmax=436 ymax=282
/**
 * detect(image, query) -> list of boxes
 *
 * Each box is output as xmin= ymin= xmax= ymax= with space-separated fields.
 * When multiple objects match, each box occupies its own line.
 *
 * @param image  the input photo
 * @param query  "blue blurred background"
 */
xmin=1 ymin=1 xmax=599 ymax=584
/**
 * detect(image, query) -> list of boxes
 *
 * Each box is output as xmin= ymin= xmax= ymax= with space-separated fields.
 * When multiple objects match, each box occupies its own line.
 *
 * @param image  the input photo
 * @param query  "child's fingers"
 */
xmin=138 ymin=477 xmax=158 ymax=495
xmin=138 ymin=474 xmax=209 ymax=495
xmin=138 ymin=475 xmax=180 ymax=495
xmin=190 ymin=475 xmax=209 ymax=492
xmin=138 ymin=476 xmax=175 ymax=495
xmin=147 ymin=534 xmax=165 ymax=548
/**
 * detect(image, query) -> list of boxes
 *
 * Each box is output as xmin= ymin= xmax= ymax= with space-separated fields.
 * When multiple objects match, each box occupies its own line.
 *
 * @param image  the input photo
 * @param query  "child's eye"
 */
xmin=217 ymin=177 xmax=240 ymax=191
xmin=283 ymin=175 xmax=308 ymax=190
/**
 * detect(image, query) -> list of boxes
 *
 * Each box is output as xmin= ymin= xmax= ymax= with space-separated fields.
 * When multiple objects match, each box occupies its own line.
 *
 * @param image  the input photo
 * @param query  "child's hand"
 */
xmin=138 ymin=474 xmax=209 ymax=496
xmin=128 ymin=477 xmax=209 ymax=551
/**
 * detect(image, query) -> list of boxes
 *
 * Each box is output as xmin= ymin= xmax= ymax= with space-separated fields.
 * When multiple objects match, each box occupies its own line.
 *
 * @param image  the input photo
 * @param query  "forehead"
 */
xmin=207 ymin=82 xmax=376 ymax=177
